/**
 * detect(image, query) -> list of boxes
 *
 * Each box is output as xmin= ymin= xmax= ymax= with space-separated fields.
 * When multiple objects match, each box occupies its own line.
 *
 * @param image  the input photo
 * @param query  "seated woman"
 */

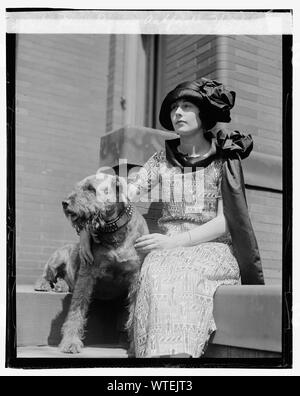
xmin=80 ymin=78 xmax=264 ymax=358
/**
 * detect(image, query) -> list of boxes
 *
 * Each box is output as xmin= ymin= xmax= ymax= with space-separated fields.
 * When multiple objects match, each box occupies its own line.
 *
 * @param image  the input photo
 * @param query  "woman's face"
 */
xmin=170 ymin=99 xmax=202 ymax=134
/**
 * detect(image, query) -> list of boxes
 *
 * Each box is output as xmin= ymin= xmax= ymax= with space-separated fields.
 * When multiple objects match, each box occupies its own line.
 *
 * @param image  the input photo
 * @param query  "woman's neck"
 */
xmin=178 ymin=131 xmax=211 ymax=157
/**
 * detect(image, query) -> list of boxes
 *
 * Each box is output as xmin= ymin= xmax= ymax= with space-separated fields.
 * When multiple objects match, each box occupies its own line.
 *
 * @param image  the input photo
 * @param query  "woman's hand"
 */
xmin=134 ymin=233 xmax=179 ymax=253
xmin=79 ymin=229 xmax=94 ymax=265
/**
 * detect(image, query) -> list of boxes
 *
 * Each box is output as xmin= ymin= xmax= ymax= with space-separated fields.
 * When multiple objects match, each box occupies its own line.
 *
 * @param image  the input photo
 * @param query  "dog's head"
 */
xmin=62 ymin=172 xmax=128 ymax=231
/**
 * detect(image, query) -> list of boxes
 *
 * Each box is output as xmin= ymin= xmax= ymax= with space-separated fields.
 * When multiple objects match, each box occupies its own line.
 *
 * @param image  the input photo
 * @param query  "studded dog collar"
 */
xmin=74 ymin=204 xmax=134 ymax=235
xmin=97 ymin=203 xmax=134 ymax=233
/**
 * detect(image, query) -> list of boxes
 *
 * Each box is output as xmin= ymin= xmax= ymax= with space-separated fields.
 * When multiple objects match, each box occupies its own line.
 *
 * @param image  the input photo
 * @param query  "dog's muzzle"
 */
xmin=62 ymin=200 xmax=69 ymax=210
xmin=62 ymin=200 xmax=78 ymax=221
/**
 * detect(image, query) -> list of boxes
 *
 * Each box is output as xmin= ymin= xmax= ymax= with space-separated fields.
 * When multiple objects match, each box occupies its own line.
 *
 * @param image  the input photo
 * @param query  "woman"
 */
xmin=81 ymin=78 xmax=264 ymax=358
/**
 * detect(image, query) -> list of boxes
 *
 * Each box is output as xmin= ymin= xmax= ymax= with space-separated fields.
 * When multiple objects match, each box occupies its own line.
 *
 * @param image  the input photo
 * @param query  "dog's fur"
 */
xmin=34 ymin=172 xmax=148 ymax=354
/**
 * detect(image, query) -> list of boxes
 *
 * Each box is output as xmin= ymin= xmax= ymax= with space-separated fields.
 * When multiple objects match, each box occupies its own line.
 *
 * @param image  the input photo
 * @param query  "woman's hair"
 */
xmin=159 ymin=78 xmax=236 ymax=132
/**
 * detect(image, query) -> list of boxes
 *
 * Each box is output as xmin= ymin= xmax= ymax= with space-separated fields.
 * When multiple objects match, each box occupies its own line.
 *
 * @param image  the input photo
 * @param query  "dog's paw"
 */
xmin=54 ymin=278 xmax=70 ymax=293
xmin=34 ymin=278 xmax=52 ymax=292
xmin=59 ymin=338 xmax=83 ymax=354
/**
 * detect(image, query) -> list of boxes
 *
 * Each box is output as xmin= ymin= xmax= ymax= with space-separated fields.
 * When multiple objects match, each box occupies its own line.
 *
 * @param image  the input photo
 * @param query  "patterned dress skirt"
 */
xmin=131 ymin=241 xmax=240 ymax=358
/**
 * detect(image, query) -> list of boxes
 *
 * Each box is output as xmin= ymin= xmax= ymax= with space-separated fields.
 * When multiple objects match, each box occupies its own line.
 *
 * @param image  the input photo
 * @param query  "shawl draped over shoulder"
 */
xmin=213 ymin=129 xmax=264 ymax=285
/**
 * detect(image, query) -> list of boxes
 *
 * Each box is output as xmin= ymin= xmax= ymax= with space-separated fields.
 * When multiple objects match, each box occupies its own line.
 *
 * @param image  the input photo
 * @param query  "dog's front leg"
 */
xmin=59 ymin=264 xmax=95 ymax=354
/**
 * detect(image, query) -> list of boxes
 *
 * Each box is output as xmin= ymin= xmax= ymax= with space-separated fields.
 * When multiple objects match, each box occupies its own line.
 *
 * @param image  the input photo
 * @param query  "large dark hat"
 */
xmin=159 ymin=78 xmax=236 ymax=131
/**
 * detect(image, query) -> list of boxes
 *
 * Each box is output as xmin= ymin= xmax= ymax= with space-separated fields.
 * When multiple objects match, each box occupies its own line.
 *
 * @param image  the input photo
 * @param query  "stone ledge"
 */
xmin=17 ymin=345 xmax=128 ymax=359
xmin=212 ymin=285 xmax=282 ymax=353
xmin=16 ymin=285 xmax=127 ymax=348
xmin=16 ymin=284 xmax=282 ymax=356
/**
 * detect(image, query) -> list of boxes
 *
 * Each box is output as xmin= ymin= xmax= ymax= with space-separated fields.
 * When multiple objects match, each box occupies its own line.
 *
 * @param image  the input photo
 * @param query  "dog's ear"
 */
xmin=79 ymin=175 xmax=97 ymax=189
xmin=85 ymin=181 xmax=97 ymax=194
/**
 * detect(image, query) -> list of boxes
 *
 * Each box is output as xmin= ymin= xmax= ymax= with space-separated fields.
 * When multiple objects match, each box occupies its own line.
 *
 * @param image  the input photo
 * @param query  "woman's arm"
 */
xmin=175 ymin=199 xmax=228 ymax=247
xmin=134 ymin=199 xmax=228 ymax=252
xmin=126 ymin=151 xmax=161 ymax=203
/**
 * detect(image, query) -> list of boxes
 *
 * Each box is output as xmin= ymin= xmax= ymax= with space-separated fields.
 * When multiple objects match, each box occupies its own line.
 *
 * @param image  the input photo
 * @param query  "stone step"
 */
xmin=16 ymin=285 xmax=128 ymax=348
xmin=17 ymin=345 xmax=128 ymax=358
xmin=16 ymin=284 xmax=283 ymax=357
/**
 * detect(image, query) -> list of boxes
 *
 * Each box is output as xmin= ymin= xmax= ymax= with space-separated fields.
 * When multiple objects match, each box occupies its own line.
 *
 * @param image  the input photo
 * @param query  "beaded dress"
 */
xmin=128 ymin=139 xmax=241 ymax=358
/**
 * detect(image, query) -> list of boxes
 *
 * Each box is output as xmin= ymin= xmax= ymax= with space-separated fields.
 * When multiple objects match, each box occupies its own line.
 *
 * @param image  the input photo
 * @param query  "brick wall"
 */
xmin=16 ymin=34 xmax=109 ymax=284
xmin=246 ymin=189 xmax=282 ymax=284
xmin=217 ymin=35 xmax=282 ymax=158
xmin=220 ymin=36 xmax=283 ymax=284
xmin=157 ymin=35 xmax=282 ymax=284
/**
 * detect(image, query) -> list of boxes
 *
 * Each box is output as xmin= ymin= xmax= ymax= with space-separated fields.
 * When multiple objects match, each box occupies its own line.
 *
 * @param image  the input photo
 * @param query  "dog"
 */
xmin=34 ymin=171 xmax=149 ymax=354
xmin=34 ymin=243 xmax=80 ymax=293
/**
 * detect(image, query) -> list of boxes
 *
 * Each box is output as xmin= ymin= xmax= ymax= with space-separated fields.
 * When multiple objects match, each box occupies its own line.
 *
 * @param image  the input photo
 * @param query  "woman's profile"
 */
xmin=80 ymin=78 xmax=264 ymax=358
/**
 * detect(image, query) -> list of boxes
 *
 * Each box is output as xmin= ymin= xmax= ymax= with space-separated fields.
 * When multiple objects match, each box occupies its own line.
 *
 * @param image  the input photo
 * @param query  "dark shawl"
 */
xmin=165 ymin=129 xmax=265 ymax=285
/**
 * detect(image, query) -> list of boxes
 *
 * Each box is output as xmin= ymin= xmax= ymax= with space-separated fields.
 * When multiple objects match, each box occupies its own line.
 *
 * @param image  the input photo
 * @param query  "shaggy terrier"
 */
xmin=35 ymin=172 xmax=149 ymax=354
